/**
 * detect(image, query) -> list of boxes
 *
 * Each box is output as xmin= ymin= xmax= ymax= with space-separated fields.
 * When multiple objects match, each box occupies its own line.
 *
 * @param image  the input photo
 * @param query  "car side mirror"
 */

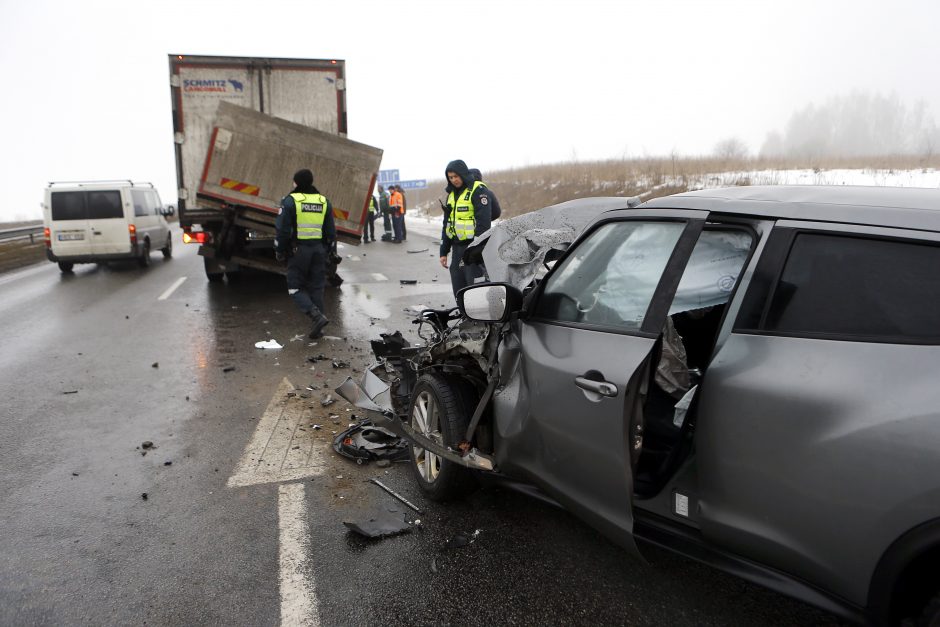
xmin=457 ymin=283 xmax=523 ymax=323
xmin=163 ymin=206 xmax=176 ymax=217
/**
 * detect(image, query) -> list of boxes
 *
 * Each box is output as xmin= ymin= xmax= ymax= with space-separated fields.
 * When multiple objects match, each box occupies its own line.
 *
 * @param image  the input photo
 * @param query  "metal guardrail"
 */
xmin=0 ymin=225 xmax=44 ymax=243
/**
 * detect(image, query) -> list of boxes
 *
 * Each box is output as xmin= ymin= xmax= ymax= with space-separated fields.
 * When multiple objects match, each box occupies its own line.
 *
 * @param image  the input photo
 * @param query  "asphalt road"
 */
xmin=0 ymin=220 xmax=846 ymax=626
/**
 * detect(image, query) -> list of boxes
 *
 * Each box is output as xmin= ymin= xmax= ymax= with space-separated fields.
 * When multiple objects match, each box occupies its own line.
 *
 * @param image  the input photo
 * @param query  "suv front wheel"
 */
xmin=408 ymin=373 xmax=477 ymax=501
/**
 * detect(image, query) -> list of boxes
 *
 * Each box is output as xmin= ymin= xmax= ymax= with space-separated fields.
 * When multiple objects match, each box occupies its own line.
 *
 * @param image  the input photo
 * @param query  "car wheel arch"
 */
xmin=868 ymin=518 xmax=940 ymax=624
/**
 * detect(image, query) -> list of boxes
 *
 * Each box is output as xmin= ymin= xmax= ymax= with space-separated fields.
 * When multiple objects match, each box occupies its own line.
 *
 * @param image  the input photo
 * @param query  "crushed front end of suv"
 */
xmin=338 ymin=187 xmax=940 ymax=626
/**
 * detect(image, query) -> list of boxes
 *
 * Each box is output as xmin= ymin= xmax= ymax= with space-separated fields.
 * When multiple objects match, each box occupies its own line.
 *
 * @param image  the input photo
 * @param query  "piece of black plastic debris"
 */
xmin=332 ymin=423 xmax=410 ymax=465
xmin=399 ymin=279 xmax=418 ymax=285
xmin=63 ymin=390 xmax=78 ymax=395
xmin=72 ymin=472 xmax=79 ymax=477
xmin=407 ymin=248 xmax=429 ymax=254
xmin=306 ymin=354 xmax=329 ymax=363
xmin=223 ymin=366 xmax=236 ymax=373
xmin=331 ymin=360 xmax=349 ymax=369
xmin=185 ymin=396 xmax=190 ymax=401
xmin=142 ymin=441 xmax=154 ymax=449
xmin=163 ymin=461 xmax=172 ymax=466
xmin=141 ymin=493 xmax=148 ymax=501
xmin=286 ymin=391 xmax=297 ymax=398
xmin=343 ymin=510 xmax=412 ymax=539
xmin=151 ymin=362 xmax=159 ymax=369
xmin=321 ymin=395 xmax=336 ymax=407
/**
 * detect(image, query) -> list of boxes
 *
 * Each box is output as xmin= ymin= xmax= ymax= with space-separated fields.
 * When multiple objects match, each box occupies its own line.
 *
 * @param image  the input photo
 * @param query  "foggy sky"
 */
xmin=1 ymin=0 xmax=938 ymax=221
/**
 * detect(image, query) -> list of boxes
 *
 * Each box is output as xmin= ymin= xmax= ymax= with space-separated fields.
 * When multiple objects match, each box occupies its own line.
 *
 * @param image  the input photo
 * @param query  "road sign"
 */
xmin=378 ymin=169 xmax=399 ymax=184
xmin=396 ymin=179 xmax=427 ymax=190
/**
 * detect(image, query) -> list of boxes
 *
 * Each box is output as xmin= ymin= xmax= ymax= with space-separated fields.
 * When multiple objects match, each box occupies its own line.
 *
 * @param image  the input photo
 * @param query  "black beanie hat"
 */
xmin=293 ymin=169 xmax=314 ymax=188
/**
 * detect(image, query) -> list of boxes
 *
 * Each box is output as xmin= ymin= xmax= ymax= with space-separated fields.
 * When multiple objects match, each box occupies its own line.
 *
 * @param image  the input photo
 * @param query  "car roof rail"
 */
xmin=47 ymin=179 xmax=153 ymax=188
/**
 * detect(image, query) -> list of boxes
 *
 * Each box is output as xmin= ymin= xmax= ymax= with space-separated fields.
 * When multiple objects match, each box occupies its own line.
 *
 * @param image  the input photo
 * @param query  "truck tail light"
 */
xmin=182 ymin=229 xmax=210 ymax=244
xmin=44 ymin=227 xmax=51 ymax=248
xmin=129 ymin=224 xmax=137 ymax=245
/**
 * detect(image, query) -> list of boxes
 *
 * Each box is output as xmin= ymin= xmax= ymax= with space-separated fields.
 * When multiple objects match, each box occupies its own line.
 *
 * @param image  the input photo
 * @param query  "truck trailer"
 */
xmin=168 ymin=54 xmax=383 ymax=281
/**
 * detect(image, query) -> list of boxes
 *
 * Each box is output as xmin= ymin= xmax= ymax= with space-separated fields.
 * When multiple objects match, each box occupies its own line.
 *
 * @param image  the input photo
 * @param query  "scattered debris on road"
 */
xmin=407 ymin=248 xmax=429 ymax=254
xmin=343 ymin=511 xmax=412 ymax=539
xmin=254 ymin=339 xmax=283 ymax=349
xmin=399 ymin=279 xmax=418 ymax=285
xmin=63 ymin=390 xmax=78 ymax=395
xmin=151 ymin=362 xmax=159 ymax=368
xmin=141 ymin=493 xmax=148 ymax=501
xmin=332 ymin=423 xmax=409 ymax=465
xmin=222 ymin=366 xmax=236 ymax=373
xmin=331 ymin=359 xmax=350 ymax=369
xmin=368 ymin=478 xmax=423 ymax=513
xmin=141 ymin=441 xmax=155 ymax=450
xmin=321 ymin=395 xmax=337 ymax=407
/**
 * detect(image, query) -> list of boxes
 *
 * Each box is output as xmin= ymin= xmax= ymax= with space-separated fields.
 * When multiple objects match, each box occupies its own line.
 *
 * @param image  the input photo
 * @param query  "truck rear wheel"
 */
xmin=58 ymin=261 xmax=74 ymax=273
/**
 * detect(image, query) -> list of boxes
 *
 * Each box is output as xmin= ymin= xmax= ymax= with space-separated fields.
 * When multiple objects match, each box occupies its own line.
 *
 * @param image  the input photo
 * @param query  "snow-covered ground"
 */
xmin=680 ymin=167 xmax=940 ymax=190
xmin=406 ymin=167 xmax=940 ymax=238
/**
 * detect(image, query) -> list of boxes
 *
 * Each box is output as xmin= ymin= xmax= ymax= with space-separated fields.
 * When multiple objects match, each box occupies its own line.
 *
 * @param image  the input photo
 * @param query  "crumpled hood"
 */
xmin=464 ymin=197 xmax=638 ymax=290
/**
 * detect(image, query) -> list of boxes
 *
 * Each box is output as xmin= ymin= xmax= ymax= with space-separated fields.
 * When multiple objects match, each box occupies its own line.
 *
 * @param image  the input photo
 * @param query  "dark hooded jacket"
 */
xmin=275 ymin=170 xmax=336 ymax=255
xmin=440 ymin=159 xmax=495 ymax=257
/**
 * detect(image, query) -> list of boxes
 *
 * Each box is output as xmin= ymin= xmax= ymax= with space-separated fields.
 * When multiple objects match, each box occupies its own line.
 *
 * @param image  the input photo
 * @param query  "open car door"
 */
xmin=494 ymin=210 xmax=707 ymax=556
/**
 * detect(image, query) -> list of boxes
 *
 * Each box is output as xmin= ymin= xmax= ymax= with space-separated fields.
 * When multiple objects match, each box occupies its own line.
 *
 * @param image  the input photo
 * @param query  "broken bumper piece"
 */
xmin=336 ymin=373 xmax=495 ymax=472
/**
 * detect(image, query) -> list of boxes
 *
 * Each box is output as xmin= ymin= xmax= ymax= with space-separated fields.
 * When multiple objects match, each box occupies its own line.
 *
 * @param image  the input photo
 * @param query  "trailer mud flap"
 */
xmin=336 ymin=373 xmax=495 ymax=471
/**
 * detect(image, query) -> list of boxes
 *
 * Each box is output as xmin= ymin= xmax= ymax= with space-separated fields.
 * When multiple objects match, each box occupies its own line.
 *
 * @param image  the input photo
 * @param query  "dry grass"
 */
xmin=405 ymin=154 xmax=940 ymax=220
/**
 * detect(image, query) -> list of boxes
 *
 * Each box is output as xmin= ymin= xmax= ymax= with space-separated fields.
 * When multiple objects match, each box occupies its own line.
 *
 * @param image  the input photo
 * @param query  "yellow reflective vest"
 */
xmin=290 ymin=192 xmax=327 ymax=240
xmin=446 ymin=180 xmax=484 ymax=241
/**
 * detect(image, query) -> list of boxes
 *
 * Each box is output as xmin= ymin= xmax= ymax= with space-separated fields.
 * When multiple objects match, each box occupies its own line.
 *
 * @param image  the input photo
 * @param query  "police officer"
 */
xmin=275 ymin=168 xmax=333 ymax=339
xmin=363 ymin=191 xmax=377 ymax=243
xmin=439 ymin=159 xmax=496 ymax=296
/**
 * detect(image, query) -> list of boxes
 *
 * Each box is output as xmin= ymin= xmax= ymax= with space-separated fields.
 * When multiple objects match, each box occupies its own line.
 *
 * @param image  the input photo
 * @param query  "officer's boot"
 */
xmin=308 ymin=309 xmax=330 ymax=339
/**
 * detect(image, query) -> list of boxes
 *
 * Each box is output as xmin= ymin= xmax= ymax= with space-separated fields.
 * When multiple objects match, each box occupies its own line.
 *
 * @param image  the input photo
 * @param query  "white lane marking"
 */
xmin=157 ymin=276 xmax=187 ymax=300
xmin=370 ymin=273 xmax=388 ymax=281
xmin=227 ymin=378 xmax=327 ymax=488
xmin=278 ymin=483 xmax=319 ymax=627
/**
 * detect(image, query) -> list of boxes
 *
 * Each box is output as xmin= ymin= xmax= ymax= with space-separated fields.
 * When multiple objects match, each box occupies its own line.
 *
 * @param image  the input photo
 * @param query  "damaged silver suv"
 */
xmin=339 ymin=186 xmax=940 ymax=626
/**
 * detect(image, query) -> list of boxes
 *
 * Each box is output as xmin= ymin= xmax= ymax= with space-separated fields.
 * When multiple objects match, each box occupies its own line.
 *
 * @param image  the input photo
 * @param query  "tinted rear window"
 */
xmin=764 ymin=233 xmax=940 ymax=342
xmin=86 ymin=191 xmax=123 ymax=219
xmin=50 ymin=190 xmax=123 ymax=220
xmin=50 ymin=192 xmax=86 ymax=221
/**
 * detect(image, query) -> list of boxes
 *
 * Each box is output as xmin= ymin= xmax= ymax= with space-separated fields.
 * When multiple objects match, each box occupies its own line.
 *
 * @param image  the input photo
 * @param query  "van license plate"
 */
xmin=57 ymin=233 xmax=84 ymax=241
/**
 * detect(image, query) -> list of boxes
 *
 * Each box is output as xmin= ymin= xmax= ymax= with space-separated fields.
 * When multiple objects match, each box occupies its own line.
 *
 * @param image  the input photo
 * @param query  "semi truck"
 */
xmin=168 ymin=54 xmax=383 ymax=281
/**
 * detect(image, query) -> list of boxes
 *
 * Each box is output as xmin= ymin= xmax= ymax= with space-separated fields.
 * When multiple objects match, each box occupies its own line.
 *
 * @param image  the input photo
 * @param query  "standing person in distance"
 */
xmin=274 ymin=168 xmax=333 ymax=339
xmin=378 ymin=184 xmax=392 ymax=239
xmin=389 ymin=185 xmax=405 ymax=243
xmin=398 ymin=185 xmax=407 ymax=241
xmin=440 ymin=159 xmax=495 ymax=296
xmin=362 ymin=189 xmax=377 ymax=243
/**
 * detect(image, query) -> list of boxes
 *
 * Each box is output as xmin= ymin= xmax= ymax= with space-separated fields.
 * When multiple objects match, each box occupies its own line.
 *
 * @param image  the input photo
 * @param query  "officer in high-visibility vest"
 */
xmin=439 ymin=159 xmax=497 ymax=297
xmin=275 ymin=168 xmax=335 ymax=339
xmin=362 ymin=191 xmax=378 ymax=243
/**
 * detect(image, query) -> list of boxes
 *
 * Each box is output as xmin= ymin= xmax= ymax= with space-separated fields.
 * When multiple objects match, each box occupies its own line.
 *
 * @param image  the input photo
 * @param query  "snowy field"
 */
xmin=407 ymin=167 xmax=940 ymax=239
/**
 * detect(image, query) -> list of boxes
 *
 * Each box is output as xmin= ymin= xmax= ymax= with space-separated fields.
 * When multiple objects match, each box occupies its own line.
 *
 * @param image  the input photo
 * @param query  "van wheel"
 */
xmin=161 ymin=234 xmax=173 ymax=259
xmin=408 ymin=373 xmax=477 ymax=501
xmin=137 ymin=241 xmax=151 ymax=267
xmin=57 ymin=261 xmax=74 ymax=273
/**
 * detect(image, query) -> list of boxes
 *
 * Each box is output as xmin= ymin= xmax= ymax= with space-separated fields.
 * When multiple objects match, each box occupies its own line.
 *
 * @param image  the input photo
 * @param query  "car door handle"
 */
xmin=575 ymin=377 xmax=618 ymax=397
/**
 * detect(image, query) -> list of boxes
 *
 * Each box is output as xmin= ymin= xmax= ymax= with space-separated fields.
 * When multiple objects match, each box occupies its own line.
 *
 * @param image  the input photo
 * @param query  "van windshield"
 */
xmin=51 ymin=190 xmax=122 ymax=220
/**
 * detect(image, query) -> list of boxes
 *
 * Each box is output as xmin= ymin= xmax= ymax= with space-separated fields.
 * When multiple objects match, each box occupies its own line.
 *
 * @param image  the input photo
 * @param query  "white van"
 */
xmin=43 ymin=180 xmax=174 ymax=272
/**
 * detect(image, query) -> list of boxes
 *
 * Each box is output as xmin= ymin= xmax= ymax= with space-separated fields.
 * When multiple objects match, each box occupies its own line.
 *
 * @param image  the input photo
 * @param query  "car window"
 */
xmin=148 ymin=191 xmax=161 ymax=216
xmin=86 ymin=191 xmax=123 ymax=219
xmin=670 ymin=229 xmax=753 ymax=315
xmin=132 ymin=190 xmax=149 ymax=217
xmin=50 ymin=192 xmax=85 ymax=221
xmin=533 ymin=221 xmax=685 ymax=331
xmin=764 ymin=233 xmax=940 ymax=343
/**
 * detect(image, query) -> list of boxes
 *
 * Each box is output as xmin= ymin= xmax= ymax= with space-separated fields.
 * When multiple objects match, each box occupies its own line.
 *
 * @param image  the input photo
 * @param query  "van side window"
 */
xmin=148 ymin=191 xmax=161 ymax=215
xmin=763 ymin=233 xmax=940 ymax=343
xmin=132 ymin=190 xmax=149 ymax=217
xmin=85 ymin=191 xmax=123 ymax=219
xmin=51 ymin=192 xmax=86 ymax=221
